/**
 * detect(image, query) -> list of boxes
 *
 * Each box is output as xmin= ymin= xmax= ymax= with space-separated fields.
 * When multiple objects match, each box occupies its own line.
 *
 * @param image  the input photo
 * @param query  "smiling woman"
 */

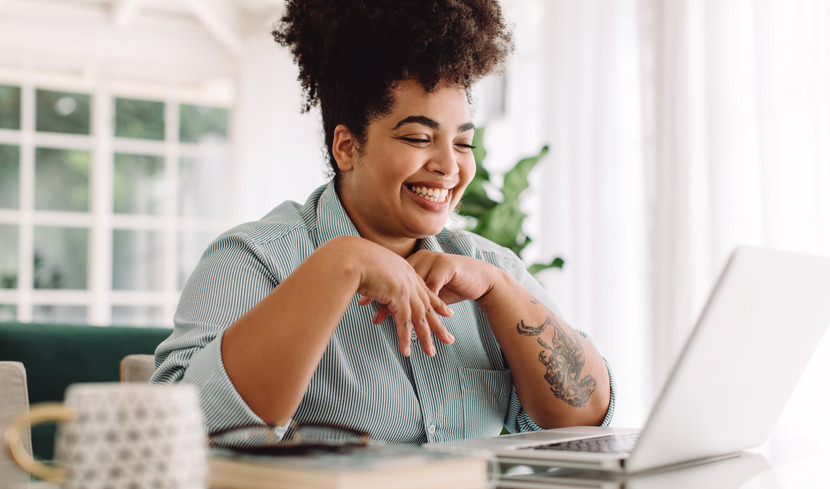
xmin=152 ymin=0 xmax=615 ymax=445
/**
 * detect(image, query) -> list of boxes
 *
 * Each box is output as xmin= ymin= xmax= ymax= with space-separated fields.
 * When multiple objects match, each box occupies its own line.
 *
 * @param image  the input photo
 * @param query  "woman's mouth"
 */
xmin=406 ymin=184 xmax=449 ymax=204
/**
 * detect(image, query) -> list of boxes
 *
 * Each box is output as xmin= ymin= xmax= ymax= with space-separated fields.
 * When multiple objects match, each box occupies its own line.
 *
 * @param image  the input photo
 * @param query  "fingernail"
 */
xmin=447 ymin=332 xmax=455 ymax=343
xmin=405 ymin=346 xmax=411 ymax=357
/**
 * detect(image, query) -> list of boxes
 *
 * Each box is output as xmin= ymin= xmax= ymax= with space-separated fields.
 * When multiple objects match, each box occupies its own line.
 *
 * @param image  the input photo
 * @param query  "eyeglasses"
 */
xmin=208 ymin=420 xmax=371 ymax=455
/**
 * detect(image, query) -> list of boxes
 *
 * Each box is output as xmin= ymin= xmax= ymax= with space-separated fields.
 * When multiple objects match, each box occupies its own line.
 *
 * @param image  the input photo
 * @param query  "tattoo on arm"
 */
xmin=517 ymin=317 xmax=552 ymax=336
xmin=516 ymin=308 xmax=597 ymax=407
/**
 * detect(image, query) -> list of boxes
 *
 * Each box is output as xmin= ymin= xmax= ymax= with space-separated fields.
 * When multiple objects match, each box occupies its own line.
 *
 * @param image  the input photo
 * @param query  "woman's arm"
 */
xmin=221 ymin=236 xmax=453 ymax=426
xmin=475 ymin=269 xmax=611 ymax=427
xmin=407 ymin=250 xmax=611 ymax=428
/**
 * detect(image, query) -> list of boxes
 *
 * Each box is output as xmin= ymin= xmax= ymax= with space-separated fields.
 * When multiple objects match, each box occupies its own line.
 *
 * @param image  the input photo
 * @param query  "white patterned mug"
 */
xmin=3 ymin=382 xmax=207 ymax=489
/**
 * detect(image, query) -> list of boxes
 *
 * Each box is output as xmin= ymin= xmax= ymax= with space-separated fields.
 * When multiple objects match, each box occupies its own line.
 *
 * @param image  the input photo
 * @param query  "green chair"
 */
xmin=0 ymin=322 xmax=171 ymax=461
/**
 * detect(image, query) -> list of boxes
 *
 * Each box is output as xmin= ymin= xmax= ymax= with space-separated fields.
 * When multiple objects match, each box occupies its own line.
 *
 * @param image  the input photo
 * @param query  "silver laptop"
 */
xmin=429 ymin=247 xmax=830 ymax=473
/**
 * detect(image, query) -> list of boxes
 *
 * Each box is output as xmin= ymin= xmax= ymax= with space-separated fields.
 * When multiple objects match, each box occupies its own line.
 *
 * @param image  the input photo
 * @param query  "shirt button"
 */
xmin=428 ymin=424 xmax=436 ymax=435
xmin=410 ymin=329 xmax=418 ymax=341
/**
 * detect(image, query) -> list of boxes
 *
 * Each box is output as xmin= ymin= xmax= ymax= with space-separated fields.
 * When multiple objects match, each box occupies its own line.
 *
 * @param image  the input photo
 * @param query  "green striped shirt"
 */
xmin=153 ymin=182 xmax=615 ymax=443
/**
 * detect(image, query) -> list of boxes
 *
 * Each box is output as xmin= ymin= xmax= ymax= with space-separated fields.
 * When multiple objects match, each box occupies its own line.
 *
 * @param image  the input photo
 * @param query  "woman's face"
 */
xmin=335 ymin=80 xmax=476 ymax=254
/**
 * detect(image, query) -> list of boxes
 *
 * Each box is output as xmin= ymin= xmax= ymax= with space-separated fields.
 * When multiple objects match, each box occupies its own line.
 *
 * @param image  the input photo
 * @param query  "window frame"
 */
xmin=0 ymin=67 xmax=236 ymax=326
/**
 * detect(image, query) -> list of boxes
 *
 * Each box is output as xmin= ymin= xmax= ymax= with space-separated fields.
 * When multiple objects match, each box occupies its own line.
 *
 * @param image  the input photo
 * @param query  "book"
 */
xmin=208 ymin=444 xmax=491 ymax=489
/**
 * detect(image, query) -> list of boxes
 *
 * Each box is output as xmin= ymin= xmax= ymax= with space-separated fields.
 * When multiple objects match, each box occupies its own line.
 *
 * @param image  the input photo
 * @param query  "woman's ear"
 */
xmin=332 ymin=124 xmax=357 ymax=172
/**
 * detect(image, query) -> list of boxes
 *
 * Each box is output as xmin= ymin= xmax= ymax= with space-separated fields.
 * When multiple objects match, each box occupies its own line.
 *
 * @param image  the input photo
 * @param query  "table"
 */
xmin=21 ymin=423 xmax=830 ymax=489
xmin=495 ymin=423 xmax=830 ymax=488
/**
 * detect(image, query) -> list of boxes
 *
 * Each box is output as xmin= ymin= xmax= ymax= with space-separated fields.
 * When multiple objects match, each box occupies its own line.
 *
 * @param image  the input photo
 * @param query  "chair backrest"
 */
xmin=1 ymin=361 xmax=31 ymax=489
xmin=119 ymin=354 xmax=157 ymax=382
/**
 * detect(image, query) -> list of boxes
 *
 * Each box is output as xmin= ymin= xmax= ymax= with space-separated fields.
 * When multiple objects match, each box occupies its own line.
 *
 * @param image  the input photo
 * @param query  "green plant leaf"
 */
xmin=460 ymin=128 xmax=563 ymax=276
xmin=476 ymin=201 xmax=529 ymax=254
xmin=527 ymin=257 xmax=565 ymax=275
xmin=502 ymin=145 xmax=548 ymax=202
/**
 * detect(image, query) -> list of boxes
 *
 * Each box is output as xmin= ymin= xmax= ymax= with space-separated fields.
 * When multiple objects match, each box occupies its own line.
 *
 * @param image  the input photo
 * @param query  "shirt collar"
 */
xmin=315 ymin=181 xmax=361 ymax=245
xmin=416 ymin=233 xmax=443 ymax=253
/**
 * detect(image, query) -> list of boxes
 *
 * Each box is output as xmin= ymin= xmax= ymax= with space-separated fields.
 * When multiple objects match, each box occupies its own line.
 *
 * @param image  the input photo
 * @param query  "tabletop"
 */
xmin=495 ymin=423 xmax=830 ymax=489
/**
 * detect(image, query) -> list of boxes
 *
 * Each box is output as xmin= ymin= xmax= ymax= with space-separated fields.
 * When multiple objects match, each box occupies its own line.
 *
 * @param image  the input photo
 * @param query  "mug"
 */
xmin=3 ymin=382 xmax=207 ymax=489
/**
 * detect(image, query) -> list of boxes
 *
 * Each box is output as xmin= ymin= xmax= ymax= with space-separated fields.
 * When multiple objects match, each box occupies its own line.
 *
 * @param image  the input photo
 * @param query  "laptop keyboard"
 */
xmin=530 ymin=433 xmax=640 ymax=454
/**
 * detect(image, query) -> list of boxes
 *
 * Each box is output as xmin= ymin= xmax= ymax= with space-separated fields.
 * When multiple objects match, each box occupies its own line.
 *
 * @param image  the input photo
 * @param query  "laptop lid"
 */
xmin=625 ymin=246 xmax=830 ymax=471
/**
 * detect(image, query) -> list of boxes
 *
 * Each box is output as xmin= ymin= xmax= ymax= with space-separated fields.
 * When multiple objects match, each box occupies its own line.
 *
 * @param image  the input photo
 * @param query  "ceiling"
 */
xmin=0 ymin=0 xmax=287 ymax=59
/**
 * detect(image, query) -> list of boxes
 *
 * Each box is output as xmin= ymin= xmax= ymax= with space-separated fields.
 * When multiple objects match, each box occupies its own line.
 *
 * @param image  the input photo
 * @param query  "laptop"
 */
xmin=429 ymin=246 xmax=830 ymax=473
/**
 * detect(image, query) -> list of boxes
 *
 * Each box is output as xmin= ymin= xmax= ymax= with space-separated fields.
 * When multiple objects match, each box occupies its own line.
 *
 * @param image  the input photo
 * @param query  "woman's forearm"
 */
xmin=476 ymin=270 xmax=611 ymax=428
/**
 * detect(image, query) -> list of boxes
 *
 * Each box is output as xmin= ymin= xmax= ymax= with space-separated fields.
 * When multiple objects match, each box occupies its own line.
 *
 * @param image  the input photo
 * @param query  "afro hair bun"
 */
xmin=273 ymin=0 xmax=514 ymax=112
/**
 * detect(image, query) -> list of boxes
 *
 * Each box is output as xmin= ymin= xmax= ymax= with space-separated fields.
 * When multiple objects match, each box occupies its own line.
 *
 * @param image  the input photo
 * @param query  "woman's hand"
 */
xmin=352 ymin=240 xmax=455 ymax=357
xmin=368 ymin=249 xmax=502 ymax=329
xmin=406 ymin=250 xmax=501 ymax=305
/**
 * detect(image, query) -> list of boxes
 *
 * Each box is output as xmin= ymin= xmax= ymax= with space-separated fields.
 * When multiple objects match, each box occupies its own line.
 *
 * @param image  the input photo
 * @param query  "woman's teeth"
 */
xmin=409 ymin=185 xmax=449 ymax=203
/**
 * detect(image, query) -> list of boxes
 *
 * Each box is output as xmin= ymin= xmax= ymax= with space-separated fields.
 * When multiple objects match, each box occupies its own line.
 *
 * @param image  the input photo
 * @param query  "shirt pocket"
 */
xmin=457 ymin=367 xmax=512 ymax=439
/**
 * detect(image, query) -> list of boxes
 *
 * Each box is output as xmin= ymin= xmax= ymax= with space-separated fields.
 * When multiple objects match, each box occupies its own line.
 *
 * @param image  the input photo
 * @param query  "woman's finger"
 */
xmin=392 ymin=304 xmax=413 ymax=357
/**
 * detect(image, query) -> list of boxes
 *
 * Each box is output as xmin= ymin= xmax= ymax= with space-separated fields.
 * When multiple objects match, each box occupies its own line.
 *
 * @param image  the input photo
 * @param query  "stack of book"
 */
xmin=209 ymin=444 xmax=492 ymax=489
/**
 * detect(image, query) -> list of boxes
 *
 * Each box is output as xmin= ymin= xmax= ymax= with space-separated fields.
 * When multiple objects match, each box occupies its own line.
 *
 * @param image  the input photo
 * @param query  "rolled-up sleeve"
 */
xmin=151 ymin=229 xmax=295 ymax=435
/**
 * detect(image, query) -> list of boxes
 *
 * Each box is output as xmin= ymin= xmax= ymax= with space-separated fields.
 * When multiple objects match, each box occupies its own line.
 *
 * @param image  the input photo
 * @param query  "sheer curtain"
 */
xmin=515 ymin=0 xmax=830 ymax=426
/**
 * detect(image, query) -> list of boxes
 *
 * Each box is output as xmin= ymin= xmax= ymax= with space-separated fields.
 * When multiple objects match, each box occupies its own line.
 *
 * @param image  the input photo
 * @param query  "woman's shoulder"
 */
xmin=217 ymin=185 xmax=328 ymax=248
xmin=435 ymin=228 xmax=525 ymax=274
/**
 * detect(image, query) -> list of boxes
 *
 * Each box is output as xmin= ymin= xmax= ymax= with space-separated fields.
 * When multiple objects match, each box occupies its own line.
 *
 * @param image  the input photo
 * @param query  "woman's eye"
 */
xmin=399 ymin=137 xmax=430 ymax=144
xmin=455 ymin=142 xmax=476 ymax=151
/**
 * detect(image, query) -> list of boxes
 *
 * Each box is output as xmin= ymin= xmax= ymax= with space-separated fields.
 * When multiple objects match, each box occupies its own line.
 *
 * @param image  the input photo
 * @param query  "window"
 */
xmin=0 ymin=77 xmax=234 ymax=326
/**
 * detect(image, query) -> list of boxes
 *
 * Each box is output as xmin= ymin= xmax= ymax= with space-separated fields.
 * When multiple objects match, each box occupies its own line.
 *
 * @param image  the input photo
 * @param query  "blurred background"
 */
xmin=0 ymin=0 xmax=828 ymax=428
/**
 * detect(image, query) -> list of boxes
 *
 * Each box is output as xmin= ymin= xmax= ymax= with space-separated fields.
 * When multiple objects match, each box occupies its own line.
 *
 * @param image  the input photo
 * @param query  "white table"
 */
xmin=496 ymin=423 xmax=830 ymax=488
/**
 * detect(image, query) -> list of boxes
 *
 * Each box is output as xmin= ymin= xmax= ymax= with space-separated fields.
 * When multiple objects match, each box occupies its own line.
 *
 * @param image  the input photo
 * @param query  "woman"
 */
xmin=153 ymin=0 xmax=614 ymax=444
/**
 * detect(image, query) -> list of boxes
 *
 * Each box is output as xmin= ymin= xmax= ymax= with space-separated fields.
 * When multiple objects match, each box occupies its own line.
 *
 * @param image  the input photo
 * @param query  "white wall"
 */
xmin=233 ymin=32 xmax=327 ymax=222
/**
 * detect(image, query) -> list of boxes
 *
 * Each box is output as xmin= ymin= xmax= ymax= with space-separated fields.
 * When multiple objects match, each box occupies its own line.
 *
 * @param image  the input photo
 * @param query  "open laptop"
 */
xmin=429 ymin=246 xmax=830 ymax=473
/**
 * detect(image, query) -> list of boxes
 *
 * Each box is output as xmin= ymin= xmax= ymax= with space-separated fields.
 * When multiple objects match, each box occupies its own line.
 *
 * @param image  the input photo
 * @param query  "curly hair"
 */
xmin=273 ymin=0 xmax=513 ymax=181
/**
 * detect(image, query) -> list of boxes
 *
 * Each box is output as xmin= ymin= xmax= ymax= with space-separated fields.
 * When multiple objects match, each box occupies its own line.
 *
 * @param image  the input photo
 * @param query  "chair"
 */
xmin=1 ymin=361 xmax=31 ymax=489
xmin=119 ymin=354 xmax=156 ymax=383
xmin=0 ymin=322 xmax=172 ymax=461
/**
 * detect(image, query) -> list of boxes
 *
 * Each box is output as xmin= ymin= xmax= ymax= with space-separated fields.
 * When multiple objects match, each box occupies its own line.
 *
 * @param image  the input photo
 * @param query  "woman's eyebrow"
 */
xmin=394 ymin=115 xmax=439 ymax=130
xmin=393 ymin=116 xmax=476 ymax=134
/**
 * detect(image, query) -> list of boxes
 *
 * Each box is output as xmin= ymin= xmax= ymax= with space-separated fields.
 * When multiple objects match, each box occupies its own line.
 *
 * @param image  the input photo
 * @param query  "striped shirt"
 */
xmin=152 ymin=182 xmax=615 ymax=443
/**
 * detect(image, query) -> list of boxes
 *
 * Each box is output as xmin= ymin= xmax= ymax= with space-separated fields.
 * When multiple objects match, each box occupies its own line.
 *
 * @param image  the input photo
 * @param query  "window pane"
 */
xmin=112 ymin=229 xmax=164 ymax=291
xmin=36 ymin=89 xmax=91 ymax=135
xmin=0 ymin=304 xmax=17 ymax=322
xmin=34 ymin=226 xmax=88 ymax=289
xmin=0 ymin=225 xmax=18 ymax=289
xmin=178 ymin=156 xmax=230 ymax=218
xmin=178 ymin=230 xmax=216 ymax=289
xmin=115 ymin=97 xmax=165 ymax=140
xmin=113 ymin=153 xmax=165 ymax=214
xmin=0 ymin=84 xmax=21 ymax=130
xmin=179 ymin=104 xmax=228 ymax=143
xmin=0 ymin=144 xmax=20 ymax=208
xmin=112 ymin=306 xmax=167 ymax=327
xmin=35 ymin=147 xmax=90 ymax=212
xmin=32 ymin=305 xmax=87 ymax=323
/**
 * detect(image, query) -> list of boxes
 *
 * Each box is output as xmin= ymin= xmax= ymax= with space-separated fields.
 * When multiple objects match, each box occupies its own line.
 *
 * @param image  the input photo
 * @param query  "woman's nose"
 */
xmin=426 ymin=143 xmax=458 ymax=176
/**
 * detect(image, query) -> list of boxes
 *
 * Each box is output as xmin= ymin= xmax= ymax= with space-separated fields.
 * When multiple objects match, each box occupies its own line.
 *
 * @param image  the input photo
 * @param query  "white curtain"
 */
xmin=501 ymin=0 xmax=830 ymax=426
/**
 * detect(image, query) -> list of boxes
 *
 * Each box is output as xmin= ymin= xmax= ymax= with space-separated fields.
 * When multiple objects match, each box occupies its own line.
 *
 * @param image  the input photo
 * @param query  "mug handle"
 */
xmin=3 ymin=402 xmax=76 ymax=482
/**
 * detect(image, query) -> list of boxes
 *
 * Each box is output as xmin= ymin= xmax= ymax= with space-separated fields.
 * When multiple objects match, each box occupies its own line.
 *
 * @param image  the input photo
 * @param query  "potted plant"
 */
xmin=458 ymin=128 xmax=564 ymax=275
